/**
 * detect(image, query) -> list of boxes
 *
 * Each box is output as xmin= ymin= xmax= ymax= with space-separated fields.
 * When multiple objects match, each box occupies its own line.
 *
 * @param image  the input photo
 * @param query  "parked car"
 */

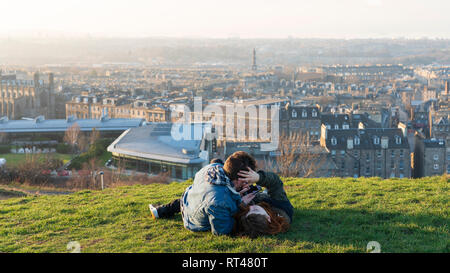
xmin=41 ymin=169 xmax=51 ymax=175
xmin=58 ymin=170 xmax=70 ymax=176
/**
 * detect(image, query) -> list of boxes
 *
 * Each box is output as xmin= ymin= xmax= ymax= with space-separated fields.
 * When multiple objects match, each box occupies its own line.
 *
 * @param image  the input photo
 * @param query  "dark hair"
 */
xmin=233 ymin=202 xmax=290 ymax=238
xmin=210 ymin=158 xmax=224 ymax=165
xmin=223 ymin=151 xmax=256 ymax=181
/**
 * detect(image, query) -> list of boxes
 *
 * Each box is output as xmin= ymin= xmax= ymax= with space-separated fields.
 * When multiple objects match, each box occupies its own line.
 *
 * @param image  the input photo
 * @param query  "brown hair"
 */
xmin=223 ymin=151 xmax=256 ymax=181
xmin=233 ymin=202 xmax=290 ymax=238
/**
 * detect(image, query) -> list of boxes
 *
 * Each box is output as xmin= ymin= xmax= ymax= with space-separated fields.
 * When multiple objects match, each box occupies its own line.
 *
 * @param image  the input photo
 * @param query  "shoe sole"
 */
xmin=149 ymin=204 xmax=159 ymax=219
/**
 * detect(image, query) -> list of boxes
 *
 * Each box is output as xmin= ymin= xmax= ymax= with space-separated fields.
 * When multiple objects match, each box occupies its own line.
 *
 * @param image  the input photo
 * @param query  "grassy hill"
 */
xmin=0 ymin=176 xmax=448 ymax=253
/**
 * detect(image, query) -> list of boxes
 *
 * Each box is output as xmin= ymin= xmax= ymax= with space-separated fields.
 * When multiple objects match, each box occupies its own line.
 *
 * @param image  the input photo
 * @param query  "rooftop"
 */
xmin=107 ymin=123 xmax=210 ymax=164
xmin=0 ymin=116 xmax=145 ymax=133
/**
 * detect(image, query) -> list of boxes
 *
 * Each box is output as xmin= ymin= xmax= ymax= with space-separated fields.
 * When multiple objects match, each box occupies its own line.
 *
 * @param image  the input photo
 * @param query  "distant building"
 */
xmin=0 ymin=72 xmax=56 ymax=119
xmin=414 ymin=136 xmax=447 ymax=177
xmin=320 ymin=125 xmax=411 ymax=178
xmin=66 ymin=96 xmax=170 ymax=122
xmin=280 ymin=104 xmax=321 ymax=142
xmin=321 ymin=113 xmax=381 ymax=131
xmin=431 ymin=116 xmax=449 ymax=140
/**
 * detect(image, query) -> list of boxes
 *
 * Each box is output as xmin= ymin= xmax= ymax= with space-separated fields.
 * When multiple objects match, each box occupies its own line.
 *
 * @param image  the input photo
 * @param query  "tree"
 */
xmin=90 ymin=128 xmax=100 ymax=145
xmin=64 ymin=123 xmax=80 ymax=157
xmin=266 ymin=133 xmax=326 ymax=178
xmin=78 ymin=132 xmax=89 ymax=153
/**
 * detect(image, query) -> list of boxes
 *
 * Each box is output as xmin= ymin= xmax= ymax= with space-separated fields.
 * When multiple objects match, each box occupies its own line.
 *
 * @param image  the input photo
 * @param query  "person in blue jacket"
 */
xmin=149 ymin=151 xmax=293 ymax=236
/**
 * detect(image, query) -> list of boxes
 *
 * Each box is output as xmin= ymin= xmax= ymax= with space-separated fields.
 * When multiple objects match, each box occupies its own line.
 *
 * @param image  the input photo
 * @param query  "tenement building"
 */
xmin=414 ymin=137 xmax=448 ymax=177
xmin=66 ymin=96 xmax=170 ymax=122
xmin=320 ymin=124 xmax=411 ymax=178
xmin=280 ymin=103 xmax=321 ymax=142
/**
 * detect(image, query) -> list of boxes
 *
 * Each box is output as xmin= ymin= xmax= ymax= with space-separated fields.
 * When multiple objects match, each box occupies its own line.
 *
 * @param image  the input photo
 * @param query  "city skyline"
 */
xmin=1 ymin=0 xmax=449 ymax=39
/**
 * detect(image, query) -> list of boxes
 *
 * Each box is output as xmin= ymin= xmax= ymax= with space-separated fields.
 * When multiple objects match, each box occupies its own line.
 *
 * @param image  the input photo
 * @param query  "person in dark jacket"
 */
xmin=238 ymin=167 xmax=293 ymax=223
xmin=149 ymin=152 xmax=293 ymax=236
xmin=149 ymin=152 xmax=257 ymax=235
xmin=232 ymin=167 xmax=293 ymax=238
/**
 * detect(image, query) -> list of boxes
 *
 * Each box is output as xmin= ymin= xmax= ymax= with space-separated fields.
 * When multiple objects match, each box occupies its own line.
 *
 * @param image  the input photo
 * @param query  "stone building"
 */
xmin=320 ymin=124 xmax=411 ymax=178
xmin=0 ymin=72 xmax=55 ymax=119
xmin=414 ymin=137 xmax=447 ymax=177
xmin=66 ymin=96 xmax=170 ymax=122
xmin=280 ymin=104 xmax=321 ymax=142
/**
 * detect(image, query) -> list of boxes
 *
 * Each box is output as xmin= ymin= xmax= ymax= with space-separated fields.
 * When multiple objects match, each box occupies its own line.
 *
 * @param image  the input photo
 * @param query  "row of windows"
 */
xmin=330 ymin=135 xmax=403 ymax=146
xmin=292 ymin=109 xmax=318 ymax=118
xmin=333 ymin=149 xmax=405 ymax=157
xmin=326 ymin=124 xmax=350 ymax=130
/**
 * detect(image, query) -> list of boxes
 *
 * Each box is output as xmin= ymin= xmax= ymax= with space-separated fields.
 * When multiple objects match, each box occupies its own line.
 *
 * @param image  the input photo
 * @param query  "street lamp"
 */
xmin=99 ymin=171 xmax=104 ymax=190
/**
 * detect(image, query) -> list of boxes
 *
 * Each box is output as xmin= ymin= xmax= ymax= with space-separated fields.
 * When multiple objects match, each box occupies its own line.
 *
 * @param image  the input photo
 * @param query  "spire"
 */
xmin=252 ymin=48 xmax=257 ymax=71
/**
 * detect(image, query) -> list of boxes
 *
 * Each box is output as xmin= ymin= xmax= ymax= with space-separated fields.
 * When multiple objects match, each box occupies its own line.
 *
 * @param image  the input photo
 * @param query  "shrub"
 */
xmin=0 ymin=145 xmax=11 ymax=153
xmin=56 ymin=143 xmax=71 ymax=154
xmin=67 ymin=139 xmax=112 ymax=170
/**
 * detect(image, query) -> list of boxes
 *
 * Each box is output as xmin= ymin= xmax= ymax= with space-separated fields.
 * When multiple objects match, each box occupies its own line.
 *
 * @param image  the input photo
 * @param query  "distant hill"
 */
xmin=0 ymin=38 xmax=449 ymax=66
xmin=0 ymin=176 xmax=448 ymax=253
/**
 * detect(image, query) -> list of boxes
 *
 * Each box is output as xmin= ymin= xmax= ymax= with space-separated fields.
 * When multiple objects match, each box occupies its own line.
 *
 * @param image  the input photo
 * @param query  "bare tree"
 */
xmin=0 ymin=132 xmax=7 ymax=144
xmin=64 ymin=122 xmax=80 ymax=157
xmin=266 ymin=133 xmax=326 ymax=178
xmin=90 ymin=128 xmax=100 ymax=145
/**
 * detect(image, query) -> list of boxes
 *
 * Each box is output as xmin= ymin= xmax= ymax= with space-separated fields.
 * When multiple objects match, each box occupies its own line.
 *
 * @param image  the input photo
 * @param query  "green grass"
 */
xmin=0 ymin=188 xmax=27 ymax=200
xmin=0 ymin=176 xmax=448 ymax=253
xmin=0 ymin=153 xmax=72 ymax=167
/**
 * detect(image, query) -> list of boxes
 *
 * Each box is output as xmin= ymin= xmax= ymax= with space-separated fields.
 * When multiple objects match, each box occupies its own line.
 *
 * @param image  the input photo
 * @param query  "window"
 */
xmin=433 ymin=154 xmax=439 ymax=161
xmin=391 ymin=150 xmax=395 ymax=157
xmin=399 ymin=160 xmax=404 ymax=170
xmin=292 ymin=110 xmax=297 ymax=118
xmin=434 ymin=164 xmax=439 ymax=170
xmin=374 ymin=136 xmax=380 ymax=145
xmin=334 ymin=124 xmax=339 ymax=129
xmin=331 ymin=137 xmax=337 ymax=146
xmin=302 ymin=110 xmax=307 ymax=118
xmin=377 ymin=150 xmax=382 ymax=157
xmin=312 ymin=110 xmax=317 ymax=117
xmin=395 ymin=136 xmax=402 ymax=144
xmin=354 ymin=136 xmax=360 ymax=145
xmin=343 ymin=123 xmax=349 ymax=129
xmin=400 ymin=150 xmax=404 ymax=157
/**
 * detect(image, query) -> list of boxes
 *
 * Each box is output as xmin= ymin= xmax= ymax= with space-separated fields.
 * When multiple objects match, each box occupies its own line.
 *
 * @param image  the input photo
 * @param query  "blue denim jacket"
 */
xmin=181 ymin=163 xmax=241 ymax=235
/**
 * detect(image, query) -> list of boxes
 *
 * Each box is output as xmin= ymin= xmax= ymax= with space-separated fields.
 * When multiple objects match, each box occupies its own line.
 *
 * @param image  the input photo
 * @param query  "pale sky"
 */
xmin=1 ymin=0 xmax=449 ymax=38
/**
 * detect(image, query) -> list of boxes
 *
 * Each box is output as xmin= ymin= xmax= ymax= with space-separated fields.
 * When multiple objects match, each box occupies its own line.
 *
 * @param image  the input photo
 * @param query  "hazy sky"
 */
xmin=1 ymin=0 xmax=449 ymax=38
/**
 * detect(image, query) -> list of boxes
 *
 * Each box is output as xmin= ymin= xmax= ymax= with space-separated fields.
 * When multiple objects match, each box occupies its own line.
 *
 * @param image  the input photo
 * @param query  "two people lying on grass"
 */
xmin=149 ymin=151 xmax=293 ymax=238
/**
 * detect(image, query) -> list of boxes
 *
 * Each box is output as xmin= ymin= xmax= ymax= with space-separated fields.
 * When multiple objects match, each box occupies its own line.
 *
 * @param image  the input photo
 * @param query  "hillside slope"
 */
xmin=0 ymin=177 xmax=448 ymax=253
